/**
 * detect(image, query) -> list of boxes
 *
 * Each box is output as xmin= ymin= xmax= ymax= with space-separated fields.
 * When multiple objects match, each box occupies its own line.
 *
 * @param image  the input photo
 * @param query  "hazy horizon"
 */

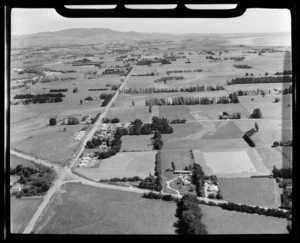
xmin=11 ymin=8 xmax=291 ymax=36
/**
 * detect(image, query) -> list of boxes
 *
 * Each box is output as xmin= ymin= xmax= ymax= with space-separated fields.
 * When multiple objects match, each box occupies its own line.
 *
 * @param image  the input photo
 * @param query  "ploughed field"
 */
xmin=33 ymin=183 xmax=177 ymax=234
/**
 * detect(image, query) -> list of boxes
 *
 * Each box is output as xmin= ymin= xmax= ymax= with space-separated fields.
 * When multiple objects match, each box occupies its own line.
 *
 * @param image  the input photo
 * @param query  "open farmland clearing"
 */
xmin=33 ymin=183 xmax=177 ymax=234
xmin=75 ymin=151 xmax=156 ymax=181
xmin=11 ymin=197 xmax=43 ymax=233
xmin=120 ymin=135 xmax=153 ymax=152
xmin=193 ymin=148 xmax=270 ymax=178
xmin=218 ymin=178 xmax=282 ymax=208
xmin=200 ymin=204 xmax=288 ymax=234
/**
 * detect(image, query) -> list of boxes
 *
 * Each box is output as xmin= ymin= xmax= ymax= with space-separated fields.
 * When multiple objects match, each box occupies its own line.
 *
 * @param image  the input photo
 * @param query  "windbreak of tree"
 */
xmin=236 ymin=89 xmax=268 ymax=96
xmin=121 ymin=84 xmax=224 ymax=94
xmin=14 ymin=93 xmax=65 ymax=104
xmin=154 ymin=76 xmax=184 ymax=83
xmin=227 ymin=76 xmax=292 ymax=85
xmin=233 ymin=64 xmax=253 ymax=69
xmin=170 ymin=119 xmax=187 ymax=124
xmin=175 ymin=194 xmax=208 ymax=235
xmin=49 ymin=89 xmax=68 ymax=92
xmin=91 ymin=113 xmax=101 ymax=124
xmin=145 ymin=93 xmax=239 ymax=106
xmin=100 ymin=93 xmax=114 ymax=107
xmin=102 ymin=117 xmax=120 ymax=123
xmin=10 ymin=164 xmax=55 ymax=197
xmin=99 ymin=176 xmax=143 ymax=183
xmin=272 ymin=140 xmax=292 ymax=147
xmin=191 ymin=163 xmax=205 ymax=197
xmin=88 ymin=88 xmax=108 ymax=91
xmin=153 ymin=151 xmax=163 ymax=191
xmin=274 ymin=70 xmax=292 ymax=75
xmin=166 ymin=69 xmax=203 ymax=74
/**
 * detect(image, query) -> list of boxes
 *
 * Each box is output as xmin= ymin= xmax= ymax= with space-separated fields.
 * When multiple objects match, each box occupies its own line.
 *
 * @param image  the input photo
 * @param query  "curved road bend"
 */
xmin=17 ymin=55 xmax=144 ymax=234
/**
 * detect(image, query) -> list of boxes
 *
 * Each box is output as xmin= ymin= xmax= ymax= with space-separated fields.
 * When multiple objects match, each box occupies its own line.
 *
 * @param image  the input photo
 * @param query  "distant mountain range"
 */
xmin=11 ymin=28 xmax=291 ymax=48
xmin=11 ymin=28 xmax=174 ymax=48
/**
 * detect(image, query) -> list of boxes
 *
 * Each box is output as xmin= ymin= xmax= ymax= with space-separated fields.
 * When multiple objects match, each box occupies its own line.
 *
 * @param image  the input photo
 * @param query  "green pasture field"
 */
xmin=218 ymin=178 xmax=282 ymax=208
xmin=11 ymin=122 xmax=87 ymax=162
xmin=159 ymin=105 xmax=195 ymax=121
xmin=10 ymin=153 xmax=37 ymax=169
xmin=189 ymin=103 xmax=250 ymax=120
xmin=255 ymin=147 xmax=292 ymax=172
xmin=161 ymin=150 xmax=193 ymax=172
xmin=33 ymin=183 xmax=177 ymax=234
xmin=75 ymin=151 xmax=156 ymax=181
xmin=200 ymin=204 xmax=288 ymax=234
xmin=238 ymin=94 xmax=292 ymax=119
xmin=120 ymin=135 xmax=154 ymax=152
xmin=11 ymin=197 xmax=43 ymax=233
xmin=250 ymin=129 xmax=292 ymax=147
xmin=107 ymin=106 xmax=159 ymax=123
xmin=193 ymin=148 xmax=270 ymax=178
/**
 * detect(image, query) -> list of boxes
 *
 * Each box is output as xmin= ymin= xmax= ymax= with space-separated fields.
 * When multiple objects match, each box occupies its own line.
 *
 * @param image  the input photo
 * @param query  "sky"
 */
xmin=11 ymin=7 xmax=291 ymax=36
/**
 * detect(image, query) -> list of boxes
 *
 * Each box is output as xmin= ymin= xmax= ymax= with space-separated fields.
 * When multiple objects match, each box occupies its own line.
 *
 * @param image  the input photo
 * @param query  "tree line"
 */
xmin=166 ymin=69 xmax=203 ymax=74
xmin=233 ymin=64 xmax=253 ymax=69
xmin=191 ymin=163 xmax=205 ymax=197
xmin=154 ymin=76 xmax=184 ymax=83
xmin=145 ymin=93 xmax=239 ymax=106
xmin=227 ymin=76 xmax=292 ymax=85
xmin=49 ymin=89 xmax=68 ymax=92
xmin=274 ymin=70 xmax=292 ymax=75
xmin=14 ymin=93 xmax=65 ymax=104
xmin=121 ymin=84 xmax=225 ymax=94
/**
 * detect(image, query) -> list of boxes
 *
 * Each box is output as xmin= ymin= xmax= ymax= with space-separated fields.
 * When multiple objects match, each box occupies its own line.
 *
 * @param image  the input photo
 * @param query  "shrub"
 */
xmin=49 ymin=118 xmax=57 ymax=126
xmin=250 ymin=108 xmax=262 ymax=118
xmin=67 ymin=117 xmax=80 ymax=125
xmin=274 ymin=98 xmax=281 ymax=103
xmin=111 ymin=117 xmax=120 ymax=123
xmin=73 ymin=87 xmax=78 ymax=93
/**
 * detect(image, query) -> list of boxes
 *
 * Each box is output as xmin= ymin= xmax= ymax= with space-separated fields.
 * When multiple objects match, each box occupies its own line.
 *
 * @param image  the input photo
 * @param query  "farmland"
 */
xmin=33 ymin=183 xmax=177 ymax=234
xmin=200 ymin=204 xmax=288 ymax=234
xmin=9 ymin=24 xmax=292 ymax=235
xmin=11 ymin=197 xmax=43 ymax=233
xmin=75 ymin=151 xmax=156 ymax=181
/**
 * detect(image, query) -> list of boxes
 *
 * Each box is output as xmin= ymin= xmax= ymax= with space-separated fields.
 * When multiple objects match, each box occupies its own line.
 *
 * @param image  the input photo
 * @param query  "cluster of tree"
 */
xmin=153 ymin=151 xmax=163 ymax=191
xmin=274 ymin=70 xmax=292 ymax=75
xmin=145 ymin=94 xmax=238 ymax=106
xmin=49 ymin=118 xmax=57 ymax=126
xmin=14 ymin=93 xmax=65 ymax=99
xmin=99 ymin=176 xmax=143 ymax=183
xmin=191 ymin=163 xmax=205 ymax=197
xmin=227 ymin=76 xmax=292 ymax=85
xmin=151 ymin=131 xmax=163 ymax=150
xmin=206 ymin=56 xmax=221 ymax=61
xmin=154 ymin=76 xmax=184 ymax=83
xmin=67 ymin=117 xmax=80 ymax=125
xmin=61 ymin=77 xmax=76 ymax=81
xmin=132 ymin=72 xmax=155 ymax=76
xmin=142 ymin=191 xmax=178 ymax=202
xmin=161 ymin=59 xmax=172 ymax=64
xmin=138 ymin=174 xmax=157 ymax=190
xmin=282 ymin=85 xmax=292 ymax=95
xmin=249 ymin=108 xmax=262 ymax=118
xmin=85 ymin=96 xmax=94 ymax=101
xmin=111 ymin=84 xmax=121 ymax=91
xmin=272 ymin=166 xmax=292 ymax=179
xmin=242 ymin=123 xmax=259 ymax=147
xmin=175 ymin=194 xmax=208 ymax=235
xmin=121 ymin=84 xmax=225 ymax=94
xmin=97 ymin=128 xmax=123 ymax=159
xmin=14 ymin=93 xmax=65 ymax=104
xmin=49 ymin=89 xmax=68 ymax=92
xmin=272 ymin=140 xmax=292 ymax=147
xmin=227 ymin=57 xmax=245 ymax=61
xmin=100 ymin=93 xmax=114 ymax=107
xmin=85 ymin=137 xmax=103 ymax=149
xmin=151 ymin=117 xmax=173 ymax=134
xmin=10 ymin=165 xmax=55 ymax=197
xmin=91 ymin=113 xmax=101 ymax=124
xmin=236 ymin=89 xmax=267 ymax=96
xmin=166 ymin=69 xmax=203 ymax=74
xmin=40 ymin=76 xmax=60 ymax=83
xmin=128 ymin=119 xmax=151 ymax=135
xmin=73 ymin=87 xmax=78 ymax=93
xmin=219 ymin=111 xmax=241 ymax=120
xmin=198 ymin=199 xmax=290 ymax=219
xmin=88 ymin=88 xmax=108 ymax=91
xmin=233 ymin=64 xmax=253 ymax=69
xmin=102 ymin=117 xmax=120 ymax=123
xmin=170 ymin=119 xmax=187 ymax=124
